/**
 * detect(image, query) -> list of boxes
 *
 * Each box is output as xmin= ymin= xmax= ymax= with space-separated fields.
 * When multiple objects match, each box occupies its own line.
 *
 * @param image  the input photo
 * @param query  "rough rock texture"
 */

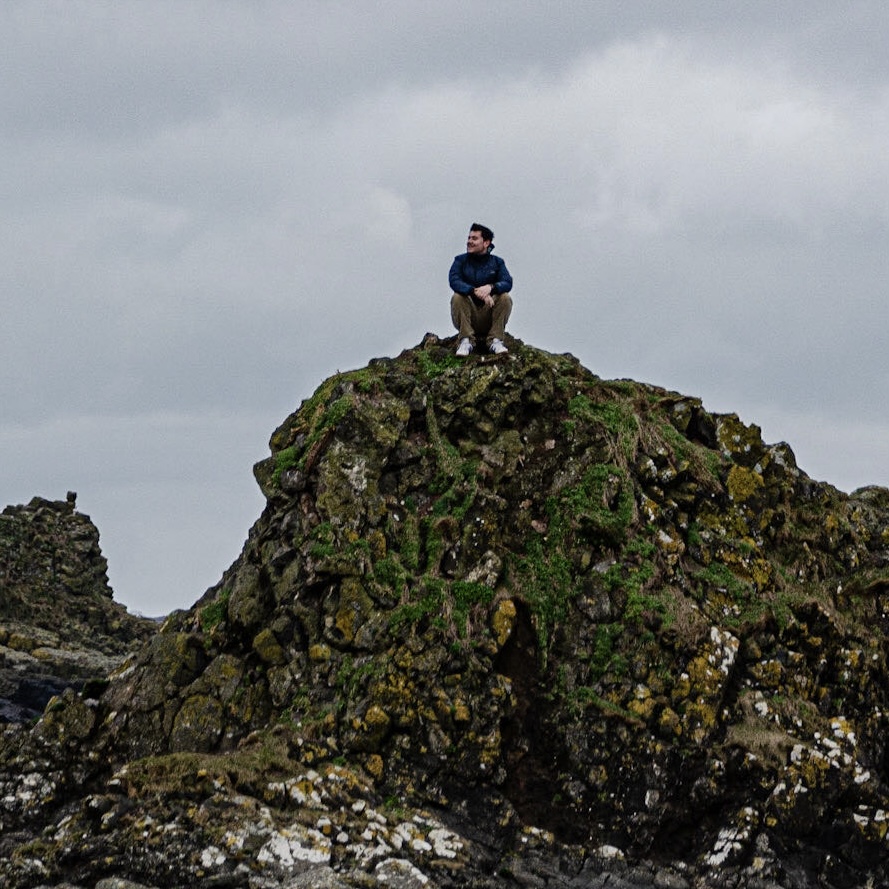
xmin=1 ymin=337 xmax=888 ymax=889
xmin=0 ymin=495 xmax=158 ymax=722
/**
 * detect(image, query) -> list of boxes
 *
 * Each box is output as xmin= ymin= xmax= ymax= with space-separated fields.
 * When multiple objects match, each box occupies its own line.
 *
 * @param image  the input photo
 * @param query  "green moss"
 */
xmin=694 ymin=561 xmax=751 ymax=599
xmin=511 ymin=462 xmax=639 ymax=660
xmin=200 ymin=587 xmax=231 ymax=634
xmin=513 ymin=537 xmax=575 ymax=659
xmin=451 ymin=580 xmax=496 ymax=638
xmin=279 ymin=691 xmax=312 ymax=726
xmin=421 ymin=516 xmax=447 ymax=574
xmin=417 ymin=350 xmax=463 ymax=379
xmin=657 ymin=418 xmax=692 ymax=452
xmin=567 ymin=685 xmax=639 ymax=722
xmin=272 ymin=390 xmax=355 ymax=485
xmin=424 ymin=400 xmax=479 ymax=527
xmin=601 ymin=380 xmax=639 ymax=397
xmin=10 ymin=838 xmax=59 ymax=868
xmin=388 ymin=577 xmax=447 ymax=634
xmin=704 ymin=450 xmax=722 ymax=482
xmin=432 ymin=476 xmax=478 ymax=521
xmin=691 ymin=559 xmax=787 ymax=629
xmin=624 ymin=586 xmax=665 ymax=623
xmin=373 ymin=555 xmax=408 ymax=591
xmin=426 ymin=402 xmax=461 ymax=476
xmin=642 ymin=417 xmax=724 ymax=491
xmin=124 ymin=730 xmax=298 ymax=795
xmin=311 ymin=395 xmax=352 ymax=448
xmin=602 ymin=536 xmax=660 ymax=613
xmin=568 ymin=395 xmax=640 ymax=461
xmin=343 ymin=366 xmax=379 ymax=393
xmin=386 ymin=574 xmax=496 ymax=644
xmin=309 ymin=522 xmax=336 ymax=558
xmin=383 ymin=795 xmax=409 ymax=820
xmin=589 ymin=622 xmax=626 ymax=680
xmin=274 ymin=444 xmax=300 ymax=481
xmin=566 ymin=393 xmax=593 ymax=419
xmin=335 ymin=655 xmax=384 ymax=702
xmin=400 ymin=511 xmax=420 ymax=572
xmin=559 ymin=464 xmax=634 ymax=545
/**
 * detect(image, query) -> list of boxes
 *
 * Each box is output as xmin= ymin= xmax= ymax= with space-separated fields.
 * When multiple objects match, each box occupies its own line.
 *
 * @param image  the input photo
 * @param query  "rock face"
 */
xmin=0 ymin=495 xmax=157 ymax=722
xmin=1 ymin=337 xmax=888 ymax=889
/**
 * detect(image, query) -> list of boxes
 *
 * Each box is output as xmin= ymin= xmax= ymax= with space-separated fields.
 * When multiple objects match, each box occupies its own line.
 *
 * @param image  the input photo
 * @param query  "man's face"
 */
xmin=466 ymin=229 xmax=490 ymax=254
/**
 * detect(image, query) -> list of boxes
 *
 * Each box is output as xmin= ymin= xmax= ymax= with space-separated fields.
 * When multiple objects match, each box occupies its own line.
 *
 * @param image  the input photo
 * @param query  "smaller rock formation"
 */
xmin=0 ymin=495 xmax=157 ymax=722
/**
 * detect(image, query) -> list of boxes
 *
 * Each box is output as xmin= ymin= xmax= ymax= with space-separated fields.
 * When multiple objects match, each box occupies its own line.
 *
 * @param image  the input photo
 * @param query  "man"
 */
xmin=449 ymin=223 xmax=513 ymax=356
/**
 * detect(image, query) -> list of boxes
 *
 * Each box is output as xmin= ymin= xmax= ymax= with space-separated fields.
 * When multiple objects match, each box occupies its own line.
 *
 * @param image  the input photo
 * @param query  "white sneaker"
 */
xmin=455 ymin=338 xmax=473 ymax=357
xmin=489 ymin=338 xmax=508 ymax=354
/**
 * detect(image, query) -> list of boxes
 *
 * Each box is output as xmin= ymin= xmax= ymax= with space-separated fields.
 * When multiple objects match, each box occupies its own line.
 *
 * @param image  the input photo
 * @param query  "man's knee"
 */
xmin=451 ymin=292 xmax=472 ymax=331
xmin=495 ymin=292 xmax=513 ymax=320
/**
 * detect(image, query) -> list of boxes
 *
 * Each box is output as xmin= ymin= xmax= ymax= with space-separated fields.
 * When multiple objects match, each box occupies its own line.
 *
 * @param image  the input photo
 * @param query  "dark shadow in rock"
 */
xmin=494 ymin=600 xmax=587 ymax=844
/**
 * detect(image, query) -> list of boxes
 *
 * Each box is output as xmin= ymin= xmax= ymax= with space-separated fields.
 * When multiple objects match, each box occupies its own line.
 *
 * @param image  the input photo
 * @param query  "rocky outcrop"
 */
xmin=1 ymin=337 xmax=888 ymax=888
xmin=0 ymin=495 xmax=157 ymax=721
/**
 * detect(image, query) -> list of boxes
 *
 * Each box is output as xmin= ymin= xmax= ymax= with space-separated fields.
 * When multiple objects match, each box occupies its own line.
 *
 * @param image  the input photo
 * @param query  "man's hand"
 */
xmin=473 ymin=284 xmax=494 ymax=307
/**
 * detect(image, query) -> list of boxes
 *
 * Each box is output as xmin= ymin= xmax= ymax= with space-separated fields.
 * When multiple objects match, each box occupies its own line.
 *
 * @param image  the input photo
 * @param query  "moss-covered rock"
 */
xmin=2 ymin=338 xmax=889 ymax=889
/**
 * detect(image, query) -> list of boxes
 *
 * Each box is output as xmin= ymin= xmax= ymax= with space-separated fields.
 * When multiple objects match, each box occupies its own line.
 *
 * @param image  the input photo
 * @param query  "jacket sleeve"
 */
xmin=492 ymin=256 xmax=513 ymax=294
xmin=449 ymin=256 xmax=474 ymax=295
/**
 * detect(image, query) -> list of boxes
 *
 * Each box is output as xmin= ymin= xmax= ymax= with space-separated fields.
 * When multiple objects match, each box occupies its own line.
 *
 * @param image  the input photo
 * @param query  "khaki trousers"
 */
xmin=450 ymin=292 xmax=513 ymax=345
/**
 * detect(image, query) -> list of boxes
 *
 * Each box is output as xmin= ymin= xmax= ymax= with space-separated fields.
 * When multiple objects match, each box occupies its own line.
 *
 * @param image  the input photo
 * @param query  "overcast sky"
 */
xmin=3 ymin=2 xmax=889 ymax=617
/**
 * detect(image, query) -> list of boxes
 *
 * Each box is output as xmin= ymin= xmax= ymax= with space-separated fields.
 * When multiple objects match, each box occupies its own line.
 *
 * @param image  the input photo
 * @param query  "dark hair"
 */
xmin=470 ymin=223 xmax=495 ymax=250
xmin=469 ymin=222 xmax=494 ymax=241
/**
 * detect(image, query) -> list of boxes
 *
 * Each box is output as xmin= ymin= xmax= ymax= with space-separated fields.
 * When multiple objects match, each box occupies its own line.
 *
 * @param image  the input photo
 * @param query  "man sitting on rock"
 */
xmin=449 ymin=223 xmax=513 ymax=356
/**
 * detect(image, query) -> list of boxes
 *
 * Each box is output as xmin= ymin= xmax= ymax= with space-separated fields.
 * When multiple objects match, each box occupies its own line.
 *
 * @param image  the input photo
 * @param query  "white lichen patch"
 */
xmin=830 ymin=716 xmax=856 ymax=747
xmin=428 ymin=826 xmax=463 ymax=858
xmin=257 ymin=822 xmax=331 ymax=866
xmin=201 ymin=845 xmax=226 ymax=868
xmin=852 ymin=806 xmax=889 ymax=841
xmin=708 ymin=626 xmax=740 ymax=675
xmin=595 ymin=844 xmax=625 ymax=859
xmin=375 ymin=857 xmax=430 ymax=886
xmin=342 ymin=455 xmax=369 ymax=494
xmin=705 ymin=807 xmax=758 ymax=867
xmin=854 ymin=766 xmax=871 ymax=785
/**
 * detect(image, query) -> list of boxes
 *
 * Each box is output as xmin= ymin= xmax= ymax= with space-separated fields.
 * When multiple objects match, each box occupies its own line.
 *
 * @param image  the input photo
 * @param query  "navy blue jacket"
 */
xmin=449 ymin=252 xmax=513 ymax=297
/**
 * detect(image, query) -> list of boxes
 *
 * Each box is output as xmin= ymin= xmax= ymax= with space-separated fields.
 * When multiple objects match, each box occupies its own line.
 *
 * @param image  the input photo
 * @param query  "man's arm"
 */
xmin=491 ymin=256 xmax=513 ymax=295
xmin=448 ymin=256 xmax=474 ymax=295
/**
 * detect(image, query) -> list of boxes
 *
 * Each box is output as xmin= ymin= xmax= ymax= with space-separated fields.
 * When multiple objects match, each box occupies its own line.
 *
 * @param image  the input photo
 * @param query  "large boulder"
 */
xmin=1 ymin=338 xmax=888 ymax=888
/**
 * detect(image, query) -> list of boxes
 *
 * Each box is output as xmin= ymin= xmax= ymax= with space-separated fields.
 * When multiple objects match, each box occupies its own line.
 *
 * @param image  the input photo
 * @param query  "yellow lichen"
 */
xmin=658 ymin=707 xmax=682 ymax=737
xmin=252 ymin=628 xmax=286 ymax=666
xmin=365 ymin=753 xmax=384 ymax=780
xmin=491 ymin=599 xmax=517 ymax=648
xmin=627 ymin=697 xmax=657 ymax=720
xmin=727 ymin=465 xmax=765 ymax=503
xmin=309 ymin=643 xmax=331 ymax=662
